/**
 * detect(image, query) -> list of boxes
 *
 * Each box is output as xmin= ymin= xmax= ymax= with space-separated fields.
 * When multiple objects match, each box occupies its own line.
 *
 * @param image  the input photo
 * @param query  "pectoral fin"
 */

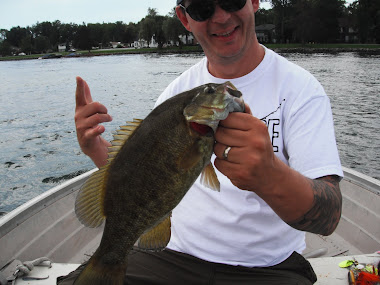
xmin=75 ymin=166 xmax=109 ymax=228
xmin=137 ymin=214 xmax=171 ymax=251
xmin=200 ymin=163 xmax=220 ymax=191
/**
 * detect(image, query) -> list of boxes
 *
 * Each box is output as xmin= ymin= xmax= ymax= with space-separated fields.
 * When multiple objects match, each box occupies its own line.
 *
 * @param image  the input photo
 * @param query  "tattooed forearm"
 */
xmin=288 ymin=175 xmax=342 ymax=236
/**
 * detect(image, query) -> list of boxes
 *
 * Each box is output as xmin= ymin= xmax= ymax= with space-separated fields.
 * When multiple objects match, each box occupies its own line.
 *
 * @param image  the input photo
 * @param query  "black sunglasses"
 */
xmin=179 ymin=0 xmax=247 ymax=22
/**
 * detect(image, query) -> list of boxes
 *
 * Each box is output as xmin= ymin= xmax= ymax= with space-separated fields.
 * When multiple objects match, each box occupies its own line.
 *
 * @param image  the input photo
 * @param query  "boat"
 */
xmin=38 ymin=54 xmax=63 ymax=60
xmin=0 ymin=166 xmax=379 ymax=284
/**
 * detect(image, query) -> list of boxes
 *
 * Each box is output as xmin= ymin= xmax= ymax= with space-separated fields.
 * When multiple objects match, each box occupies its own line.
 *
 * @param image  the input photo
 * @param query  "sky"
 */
xmin=0 ymin=0 xmax=354 ymax=31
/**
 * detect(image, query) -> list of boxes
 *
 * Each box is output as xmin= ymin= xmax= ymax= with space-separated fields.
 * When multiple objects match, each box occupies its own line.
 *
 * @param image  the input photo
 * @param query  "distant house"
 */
xmin=256 ymin=24 xmax=276 ymax=43
xmin=58 ymin=44 xmax=66 ymax=52
xmin=179 ymin=34 xmax=196 ymax=45
xmin=133 ymin=36 xmax=158 ymax=48
xmin=110 ymin=41 xmax=124 ymax=48
xmin=338 ymin=18 xmax=358 ymax=43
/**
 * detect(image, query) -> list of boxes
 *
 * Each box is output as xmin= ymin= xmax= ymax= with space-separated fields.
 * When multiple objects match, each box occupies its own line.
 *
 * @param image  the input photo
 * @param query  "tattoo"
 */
xmin=288 ymin=175 xmax=342 ymax=236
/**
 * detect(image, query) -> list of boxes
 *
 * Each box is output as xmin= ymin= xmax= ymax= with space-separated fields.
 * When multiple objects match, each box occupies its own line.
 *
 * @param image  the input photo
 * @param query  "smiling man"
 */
xmin=66 ymin=0 xmax=343 ymax=284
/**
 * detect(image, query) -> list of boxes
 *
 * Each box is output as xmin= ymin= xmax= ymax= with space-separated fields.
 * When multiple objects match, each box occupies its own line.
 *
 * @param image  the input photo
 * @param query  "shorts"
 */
xmin=58 ymin=248 xmax=317 ymax=284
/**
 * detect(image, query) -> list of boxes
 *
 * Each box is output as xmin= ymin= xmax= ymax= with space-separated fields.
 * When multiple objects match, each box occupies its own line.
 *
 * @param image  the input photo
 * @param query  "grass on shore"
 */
xmin=1 ymin=43 xmax=379 ymax=61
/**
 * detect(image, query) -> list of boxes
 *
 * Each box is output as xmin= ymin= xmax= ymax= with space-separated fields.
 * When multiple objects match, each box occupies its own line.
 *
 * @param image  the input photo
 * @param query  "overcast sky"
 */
xmin=1 ymin=0 xmax=354 ymax=31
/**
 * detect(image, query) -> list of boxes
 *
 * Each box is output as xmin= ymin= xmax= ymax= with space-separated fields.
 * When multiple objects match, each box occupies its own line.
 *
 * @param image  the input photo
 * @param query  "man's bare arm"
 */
xmin=287 ymin=175 xmax=342 ymax=236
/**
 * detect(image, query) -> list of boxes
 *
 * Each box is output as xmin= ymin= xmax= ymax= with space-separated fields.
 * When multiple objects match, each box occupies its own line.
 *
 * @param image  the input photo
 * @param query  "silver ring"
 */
xmin=222 ymin=146 xmax=232 ymax=160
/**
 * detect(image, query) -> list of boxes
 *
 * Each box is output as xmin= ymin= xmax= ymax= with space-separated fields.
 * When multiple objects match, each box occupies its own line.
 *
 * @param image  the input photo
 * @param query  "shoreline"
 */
xmin=1 ymin=44 xmax=380 ymax=62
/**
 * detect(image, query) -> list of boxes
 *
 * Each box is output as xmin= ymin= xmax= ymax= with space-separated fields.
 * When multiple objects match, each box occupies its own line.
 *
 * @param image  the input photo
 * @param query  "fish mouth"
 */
xmin=184 ymin=82 xmax=245 ymax=133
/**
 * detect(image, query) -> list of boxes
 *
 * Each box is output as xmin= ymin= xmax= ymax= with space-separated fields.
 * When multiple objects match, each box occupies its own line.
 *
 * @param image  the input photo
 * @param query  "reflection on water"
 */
xmin=0 ymin=52 xmax=379 ymax=212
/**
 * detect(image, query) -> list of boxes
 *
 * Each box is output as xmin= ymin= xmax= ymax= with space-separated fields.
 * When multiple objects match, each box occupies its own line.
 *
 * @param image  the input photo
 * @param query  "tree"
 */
xmin=88 ymin=23 xmax=104 ymax=48
xmin=0 ymin=40 xmax=12 ymax=56
xmin=20 ymin=34 xmax=33 ymax=54
xmin=140 ymin=17 xmax=155 ymax=47
xmin=255 ymin=8 xmax=274 ymax=26
xmin=123 ymin=23 xmax=138 ymax=45
xmin=74 ymin=24 xmax=92 ymax=51
xmin=291 ymin=0 xmax=315 ymax=43
xmin=6 ymin=26 xmax=29 ymax=47
xmin=313 ymin=0 xmax=345 ymax=43
xmin=153 ymin=16 xmax=167 ymax=48
xmin=34 ymin=35 xmax=50 ymax=53
xmin=269 ymin=0 xmax=293 ymax=43
xmin=357 ymin=0 xmax=380 ymax=43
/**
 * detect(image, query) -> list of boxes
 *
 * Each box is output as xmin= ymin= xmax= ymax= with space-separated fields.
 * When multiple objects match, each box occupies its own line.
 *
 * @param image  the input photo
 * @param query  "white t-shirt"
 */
xmin=155 ymin=47 xmax=343 ymax=267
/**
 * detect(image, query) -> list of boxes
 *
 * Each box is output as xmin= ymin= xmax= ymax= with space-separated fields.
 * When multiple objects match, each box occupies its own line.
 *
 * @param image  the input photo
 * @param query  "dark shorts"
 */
xmin=58 ymin=248 xmax=317 ymax=284
xmin=126 ymin=248 xmax=317 ymax=284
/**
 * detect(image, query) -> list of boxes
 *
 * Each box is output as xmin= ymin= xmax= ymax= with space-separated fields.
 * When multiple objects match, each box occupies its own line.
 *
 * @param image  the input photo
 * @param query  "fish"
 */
xmin=72 ymin=82 xmax=245 ymax=284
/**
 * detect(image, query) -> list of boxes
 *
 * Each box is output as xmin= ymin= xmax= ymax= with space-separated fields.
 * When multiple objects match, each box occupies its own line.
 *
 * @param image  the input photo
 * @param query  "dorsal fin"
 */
xmin=75 ymin=119 xmax=143 ymax=228
xmin=107 ymin=119 xmax=142 ymax=163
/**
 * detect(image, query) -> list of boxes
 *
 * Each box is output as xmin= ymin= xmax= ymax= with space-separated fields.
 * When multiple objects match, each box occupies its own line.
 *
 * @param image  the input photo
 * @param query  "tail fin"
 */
xmin=73 ymin=257 xmax=127 ymax=285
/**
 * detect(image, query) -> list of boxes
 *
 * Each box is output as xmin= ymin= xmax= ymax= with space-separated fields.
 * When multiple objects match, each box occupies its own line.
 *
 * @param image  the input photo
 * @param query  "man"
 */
xmin=73 ymin=0 xmax=343 ymax=283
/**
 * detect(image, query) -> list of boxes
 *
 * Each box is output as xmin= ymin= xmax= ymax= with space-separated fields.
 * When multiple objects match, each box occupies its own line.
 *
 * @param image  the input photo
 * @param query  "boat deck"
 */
xmin=9 ymin=254 xmax=380 ymax=285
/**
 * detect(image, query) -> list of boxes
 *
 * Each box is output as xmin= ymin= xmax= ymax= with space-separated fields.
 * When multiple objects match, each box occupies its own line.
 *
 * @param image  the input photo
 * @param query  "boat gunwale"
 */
xmin=0 ymin=169 xmax=97 ymax=239
xmin=342 ymin=166 xmax=380 ymax=196
xmin=1 ymin=167 xmax=379 ymax=238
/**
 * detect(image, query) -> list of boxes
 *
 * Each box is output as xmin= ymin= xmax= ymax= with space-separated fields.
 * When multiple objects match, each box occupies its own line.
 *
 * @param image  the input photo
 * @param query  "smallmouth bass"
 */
xmin=70 ymin=82 xmax=245 ymax=284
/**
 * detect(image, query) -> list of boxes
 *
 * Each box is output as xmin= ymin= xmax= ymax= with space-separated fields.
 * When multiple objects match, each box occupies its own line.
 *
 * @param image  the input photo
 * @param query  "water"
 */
xmin=0 ymin=52 xmax=379 ymax=213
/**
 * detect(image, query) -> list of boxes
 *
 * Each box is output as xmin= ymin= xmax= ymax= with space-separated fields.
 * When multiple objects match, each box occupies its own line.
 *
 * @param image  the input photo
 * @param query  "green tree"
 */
xmin=74 ymin=24 xmax=92 ymax=51
xmin=269 ymin=0 xmax=293 ymax=43
xmin=20 ymin=33 xmax=33 ymax=54
xmin=154 ymin=15 xmax=167 ymax=48
xmin=357 ymin=0 xmax=380 ymax=43
xmin=255 ymin=8 xmax=274 ymax=26
xmin=0 ymin=40 xmax=12 ymax=56
xmin=88 ymin=23 xmax=104 ymax=47
xmin=291 ymin=0 xmax=315 ymax=43
xmin=34 ymin=35 xmax=50 ymax=53
xmin=123 ymin=23 xmax=138 ymax=45
xmin=6 ymin=26 xmax=29 ymax=47
xmin=313 ymin=0 xmax=345 ymax=43
xmin=140 ymin=17 xmax=155 ymax=47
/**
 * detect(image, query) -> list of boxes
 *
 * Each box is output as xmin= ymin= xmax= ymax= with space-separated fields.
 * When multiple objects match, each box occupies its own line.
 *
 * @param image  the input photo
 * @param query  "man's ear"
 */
xmin=176 ymin=6 xmax=192 ymax=32
xmin=252 ymin=0 xmax=260 ymax=13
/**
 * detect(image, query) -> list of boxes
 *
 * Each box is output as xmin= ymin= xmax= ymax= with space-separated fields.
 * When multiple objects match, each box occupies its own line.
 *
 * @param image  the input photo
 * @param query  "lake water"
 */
xmin=0 ymin=51 xmax=379 ymax=213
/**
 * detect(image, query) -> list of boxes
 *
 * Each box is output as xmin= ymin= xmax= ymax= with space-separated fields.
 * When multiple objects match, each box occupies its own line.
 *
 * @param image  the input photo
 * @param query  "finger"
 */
xmin=76 ymin=113 xmax=113 ymax=131
xmin=214 ymin=143 xmax=230 ymax=160
xmin=83 ymin=78 xmax=93 ymax=104
xmin=214 ymin=142 xmax=242 ymax=163
xmin=75 ymin=76 xmax=93 ymax=107
xmin=77 ymin=102 xmax=110 ymax=120
xmin=75 ymin=76 xmax=87 ymax=107
xmin=79 ymin=125 xmax=106 ymax=147
xmin=219 ymin=112 xmax=253 ymax=130
xmin=244 ymin=103 xmax=252 ymax=115
xmin=214 ymin=156 xmax=241 ymax=179
xmin=214 ymin=126 xmax=248 ymax=148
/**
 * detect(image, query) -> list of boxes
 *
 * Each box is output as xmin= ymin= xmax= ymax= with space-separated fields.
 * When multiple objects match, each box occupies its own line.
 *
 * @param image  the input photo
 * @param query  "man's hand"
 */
xmin=213 ymin=104 xmax=342 ymax=236
xmin=75 ymin=77 xmax=112 ymax=168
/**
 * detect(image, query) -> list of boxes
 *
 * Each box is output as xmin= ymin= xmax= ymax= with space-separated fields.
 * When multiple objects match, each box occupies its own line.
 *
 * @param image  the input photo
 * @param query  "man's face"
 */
xmin=176 ymin=0 xmax=259 ymax=65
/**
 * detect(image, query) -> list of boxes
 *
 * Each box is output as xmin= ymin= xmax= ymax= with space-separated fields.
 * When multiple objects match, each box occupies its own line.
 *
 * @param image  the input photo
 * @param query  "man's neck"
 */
xmin=207 ymin=43 xmax=265 ymax=79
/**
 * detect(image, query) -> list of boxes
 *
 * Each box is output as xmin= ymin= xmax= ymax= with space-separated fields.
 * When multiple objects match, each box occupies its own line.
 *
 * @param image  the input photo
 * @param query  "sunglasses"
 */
xmin=179 ymin=0 xmax=247 ymax=22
